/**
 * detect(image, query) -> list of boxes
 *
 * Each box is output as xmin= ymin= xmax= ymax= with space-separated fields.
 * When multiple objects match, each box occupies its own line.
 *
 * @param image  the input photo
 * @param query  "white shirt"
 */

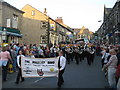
xmin=104 ymin=53 xmax=110 ymax=63
xmin=101 ymin=50 xmax=106 ymax=59
xmin=39 ymin=49 xmax=44 ymax=55
xmin=17 ymin=55 xmax=25 ymax=68
xmin=58 ymin=56 xmax=66 ymax=71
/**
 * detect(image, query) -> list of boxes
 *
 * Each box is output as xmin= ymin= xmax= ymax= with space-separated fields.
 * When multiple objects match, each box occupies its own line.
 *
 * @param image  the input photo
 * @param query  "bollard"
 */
xmin=8 ymin=63 xmax=13 ymax=73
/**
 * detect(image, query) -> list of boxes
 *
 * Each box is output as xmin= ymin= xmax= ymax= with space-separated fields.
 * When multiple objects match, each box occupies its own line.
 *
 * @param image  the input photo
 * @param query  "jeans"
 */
xmin=108 ymin=67 xmax=116 ymax=88
xmin=12 ymin=58 xmax=17 ymax=72
xmin=1 ymin=60 xmax=8 ymax=81
xmin=0 ymin=60 xmax=8 ymax=66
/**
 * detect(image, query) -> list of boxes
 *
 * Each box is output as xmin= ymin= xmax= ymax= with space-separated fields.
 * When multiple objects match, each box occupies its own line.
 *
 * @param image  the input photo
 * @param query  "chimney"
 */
xmin=44 ymin=8 xmax=47 ymax=15
xmin=55 ymin=17 xmax=63 ymax=24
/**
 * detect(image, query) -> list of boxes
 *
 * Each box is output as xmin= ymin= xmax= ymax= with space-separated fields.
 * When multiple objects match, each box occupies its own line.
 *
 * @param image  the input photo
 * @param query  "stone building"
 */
xmin=0 ymin=1 xmax=23 ymax=44
xmin=73 ymin=26 xmax=93 ymax=40
xmin=21 ymin=4 xmax=73 ymax=45
xmin=97 ymin=0 xmax=120 ymax=44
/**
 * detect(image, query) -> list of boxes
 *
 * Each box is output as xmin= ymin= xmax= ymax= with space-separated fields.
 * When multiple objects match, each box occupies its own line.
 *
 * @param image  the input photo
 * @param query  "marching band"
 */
xmin=60 ymin=43 xmax=95 ymax=65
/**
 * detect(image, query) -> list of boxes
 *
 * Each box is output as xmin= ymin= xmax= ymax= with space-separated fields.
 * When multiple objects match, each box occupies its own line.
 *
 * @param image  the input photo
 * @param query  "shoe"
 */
xmin=21 ymin=79 xmax=25 ymax=82
xmin=15 ymin=82 xmax=19 ymax=84
xmin=3 ymin=79 xmax=8 ymax=82
xmin=61 ymin=82 xmax=64 ymax=85
xmin=57 ymin=85 xmax=61 ymax=88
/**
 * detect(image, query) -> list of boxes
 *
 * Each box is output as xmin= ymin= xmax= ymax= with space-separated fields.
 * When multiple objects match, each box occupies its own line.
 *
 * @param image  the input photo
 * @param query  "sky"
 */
xmin=3 ymin=0 xmax=117 ymax=32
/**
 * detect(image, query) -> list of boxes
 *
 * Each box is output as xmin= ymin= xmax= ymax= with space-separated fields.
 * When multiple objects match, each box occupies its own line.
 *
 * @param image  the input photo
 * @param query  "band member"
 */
xmin=86 ymin=46 xmax=95 ymax=65
xmin=69 ymin=47 xmax=74 ymax=62
xmin=15 ymin=50 xmax=25 ymax=84
xmin=90 ymin=46 xmax=95 ymax=63
xmin=74 ymin=46 xmax=79 ymax=64
xmin=86 ymin=46 xmax=92 ymax=65
xmin=57 ymin=50 xmax=66 ymax=88
xmin=78 ymin=46 xmax=83 ymax=62
xmin=65 ymin=47 xmax=70 ymax=64
xmin=81 ymin=45 xmax=85 ymax=61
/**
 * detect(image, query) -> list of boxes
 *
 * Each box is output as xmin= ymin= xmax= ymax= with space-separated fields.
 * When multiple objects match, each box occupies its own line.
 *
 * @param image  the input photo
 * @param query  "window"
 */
xmin=12 ymin=14 xmax=18 ymax=28
xmin=32 ymin=11 xmax=35 ymax=16
xmin=41 ymin=21 xmax=47 ymax=29
xmin=40 ymin=35 xmax=46 ymax=43
xmin=7 ymin=19 xmax=11 ymax=27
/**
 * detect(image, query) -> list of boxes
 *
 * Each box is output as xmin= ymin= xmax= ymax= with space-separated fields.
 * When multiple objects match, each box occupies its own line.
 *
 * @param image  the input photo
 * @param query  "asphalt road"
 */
xmin=2 ymin=56 xmax=108 ymax=88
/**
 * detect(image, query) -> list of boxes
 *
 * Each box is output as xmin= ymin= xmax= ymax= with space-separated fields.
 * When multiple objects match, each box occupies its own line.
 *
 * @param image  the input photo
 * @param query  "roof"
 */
xmin=1 ymin=0 xmax=24 ymax=13
xmin=22 ymin=4 xmax=73 ymax=33
xmin=73 ymin=26 xmax=93 ymax=35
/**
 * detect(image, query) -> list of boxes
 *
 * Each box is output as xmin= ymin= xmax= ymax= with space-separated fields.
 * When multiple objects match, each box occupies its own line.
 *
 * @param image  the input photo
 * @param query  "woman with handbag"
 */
xmin=0 ymin=46 xmax=12 ymax=81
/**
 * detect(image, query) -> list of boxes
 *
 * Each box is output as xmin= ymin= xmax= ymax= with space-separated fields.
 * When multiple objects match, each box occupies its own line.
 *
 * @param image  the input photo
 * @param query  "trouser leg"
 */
xmin=58 ymin=69 xmax=64 ymax=86
xmin=16 ymin=68 xmax=24 ymax=83
xmin=2 ymin=66 xmax=7 ymax=81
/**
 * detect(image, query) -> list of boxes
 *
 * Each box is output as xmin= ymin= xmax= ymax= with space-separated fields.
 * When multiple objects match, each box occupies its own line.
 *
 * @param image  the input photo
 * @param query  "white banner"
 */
xmin=21 ymin=57 xmax=59 ymax=77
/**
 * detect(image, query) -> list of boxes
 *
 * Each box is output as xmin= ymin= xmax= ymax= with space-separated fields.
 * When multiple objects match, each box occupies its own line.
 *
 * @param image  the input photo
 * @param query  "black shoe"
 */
xmin=15 ymin=82 xmax=19 ymax=84
xmin=3 ymin=79 xmax=7 ymax=82
xmin=57 ymin=85 xmax=61 ymax=88
xmin=61 ymin=82 xmax=64 ymax=85
xmin=21 ymin=79 xmax=25 ymax=82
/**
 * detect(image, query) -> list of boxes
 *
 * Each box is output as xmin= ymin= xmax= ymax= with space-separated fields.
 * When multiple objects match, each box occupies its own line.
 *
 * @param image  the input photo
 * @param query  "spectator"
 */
xmin=11 ymin=47 xmax=17 ymax=72
xmin=0 ymin=46 xmax=12 ymax=81
xmin=102 ymin=49 xmax=118 ymax=88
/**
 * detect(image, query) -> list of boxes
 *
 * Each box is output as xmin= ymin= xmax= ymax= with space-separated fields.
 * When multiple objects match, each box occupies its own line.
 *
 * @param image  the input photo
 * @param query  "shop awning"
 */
xmin=0 ymin=27 xmax=23 ymax=37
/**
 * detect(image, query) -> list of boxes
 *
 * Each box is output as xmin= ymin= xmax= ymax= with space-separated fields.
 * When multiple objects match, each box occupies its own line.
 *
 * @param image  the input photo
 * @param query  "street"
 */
xmin=2 ymin=55 xmax=108 ymax=88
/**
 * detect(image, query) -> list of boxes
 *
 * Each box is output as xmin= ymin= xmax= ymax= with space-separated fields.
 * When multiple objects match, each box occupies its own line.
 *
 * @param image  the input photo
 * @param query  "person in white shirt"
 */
xmin=15 ymin=50 xmax=25 ymax=84
xmin=57 ymin=50 xmax=66 ymax=88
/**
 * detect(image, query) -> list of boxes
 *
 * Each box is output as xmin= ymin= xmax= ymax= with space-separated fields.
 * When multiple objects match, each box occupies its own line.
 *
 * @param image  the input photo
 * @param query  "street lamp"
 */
xmin=2 ymin=28 xmax=7 ymax=43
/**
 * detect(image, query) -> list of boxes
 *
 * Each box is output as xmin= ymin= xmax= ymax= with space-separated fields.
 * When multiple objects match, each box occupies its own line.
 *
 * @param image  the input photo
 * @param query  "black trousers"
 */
xmin=70 ymin=53 xmax=73 ymax=61
xmin=58 ymin=69 xmax=65 ymax=86
xmin=91 ymin=53 xmax=94 ymax=63
xmin=2 ymin=66 xmax=8 ymax=81
xmin=75 ymin=53 xmax=79 ymax=64
xmin=87 ymin=53 xmax=91 ymax=65
xmin=79 ymin=54 xmax=82 ymax=62
xmin=16 ymin=67 xmax=24 ymax=83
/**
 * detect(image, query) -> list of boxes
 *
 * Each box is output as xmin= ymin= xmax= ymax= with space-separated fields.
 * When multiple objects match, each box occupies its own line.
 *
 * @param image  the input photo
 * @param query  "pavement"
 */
xmin=2 ymin=56 xmax=109 ymax=88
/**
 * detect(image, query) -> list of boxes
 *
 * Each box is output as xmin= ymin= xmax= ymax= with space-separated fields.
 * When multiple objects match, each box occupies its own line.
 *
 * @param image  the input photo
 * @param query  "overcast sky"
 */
xmin=4 ymin=0 xmax=117 ymax=32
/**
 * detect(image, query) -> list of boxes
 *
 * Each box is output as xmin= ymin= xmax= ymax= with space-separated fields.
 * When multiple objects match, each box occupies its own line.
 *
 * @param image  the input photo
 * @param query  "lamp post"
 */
xmin=2 ymin=28 xmax=7 ymax=43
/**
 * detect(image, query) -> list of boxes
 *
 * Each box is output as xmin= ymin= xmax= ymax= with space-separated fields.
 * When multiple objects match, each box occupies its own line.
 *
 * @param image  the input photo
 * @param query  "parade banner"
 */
xmin=21 ymin=57 xmax=58 ymax=77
